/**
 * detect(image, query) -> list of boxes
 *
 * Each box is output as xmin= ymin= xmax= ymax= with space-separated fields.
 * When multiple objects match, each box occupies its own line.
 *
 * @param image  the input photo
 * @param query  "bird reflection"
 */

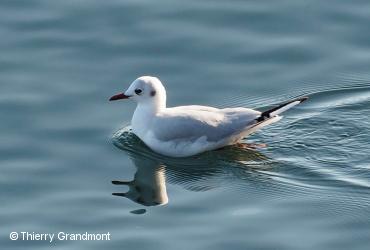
xmin=112 ymin=127 xmax=273 ymax=207
xmin=112 ymin=157 xmax=168 ymax=206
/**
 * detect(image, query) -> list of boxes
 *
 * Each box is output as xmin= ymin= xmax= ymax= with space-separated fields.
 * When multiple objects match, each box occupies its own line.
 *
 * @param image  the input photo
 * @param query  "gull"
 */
xmin=109 ymin=76 xmax=308 ymax=157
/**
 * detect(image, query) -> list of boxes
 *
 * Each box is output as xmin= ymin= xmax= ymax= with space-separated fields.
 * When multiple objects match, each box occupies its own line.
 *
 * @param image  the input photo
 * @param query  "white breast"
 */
xmin=131 ymin=105 xmax=155 ymax=140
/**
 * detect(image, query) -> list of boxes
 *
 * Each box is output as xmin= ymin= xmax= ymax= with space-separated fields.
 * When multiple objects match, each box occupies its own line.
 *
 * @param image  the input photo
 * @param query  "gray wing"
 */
xmin=152 ymin=107 xmax=261 ymax=142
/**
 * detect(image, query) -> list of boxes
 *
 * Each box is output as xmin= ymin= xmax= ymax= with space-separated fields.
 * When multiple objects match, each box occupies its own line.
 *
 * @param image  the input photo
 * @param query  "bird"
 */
xmin=109 ymin=76 xmax=308 ymax=157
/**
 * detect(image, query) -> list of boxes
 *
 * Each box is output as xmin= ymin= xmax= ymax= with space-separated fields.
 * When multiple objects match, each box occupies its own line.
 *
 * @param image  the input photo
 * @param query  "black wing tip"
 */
xmin=294 ymin=96 xmax=309 ymax=103
xmin=256 ymin=96 xmax=309 ymax=122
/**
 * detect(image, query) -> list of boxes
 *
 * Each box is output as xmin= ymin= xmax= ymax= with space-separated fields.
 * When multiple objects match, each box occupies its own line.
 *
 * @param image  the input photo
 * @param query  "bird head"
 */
xmin=110 ymin=76 xmax=167 ymax=110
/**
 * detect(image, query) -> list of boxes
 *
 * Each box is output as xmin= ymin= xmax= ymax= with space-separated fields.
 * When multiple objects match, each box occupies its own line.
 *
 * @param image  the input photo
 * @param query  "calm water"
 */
xmin=1 ymin=0 xmax=370 ymax=249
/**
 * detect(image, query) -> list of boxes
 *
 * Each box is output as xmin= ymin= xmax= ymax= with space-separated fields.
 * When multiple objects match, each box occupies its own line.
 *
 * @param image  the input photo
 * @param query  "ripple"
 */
xmin=3 ymin=0 xmax=370 ymax=249
xmin=215 ymin=73 xmax=370 ymax=113
xmin=112 ymin=80 xmax=370 ymax=200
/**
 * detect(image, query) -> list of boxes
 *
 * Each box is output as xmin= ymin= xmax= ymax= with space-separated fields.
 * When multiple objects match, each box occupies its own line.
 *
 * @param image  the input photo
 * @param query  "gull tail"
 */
xmin=240 ymin=97 xmax=308 ymax=138
xmin=256 ymin=96 xmax=308 ymax=122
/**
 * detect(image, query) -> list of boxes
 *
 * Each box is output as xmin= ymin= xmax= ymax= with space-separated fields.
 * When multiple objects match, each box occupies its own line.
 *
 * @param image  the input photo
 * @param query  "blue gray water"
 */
xmin=1 ymin=0 xmax=370 ymax=249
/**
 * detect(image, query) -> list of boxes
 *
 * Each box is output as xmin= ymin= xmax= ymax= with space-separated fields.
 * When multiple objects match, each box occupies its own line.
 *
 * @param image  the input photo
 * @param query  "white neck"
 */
xmin=131 ymin=98 xmax=166 ymax=138
xmin=136 ymin=95 xmax=166 ymax=114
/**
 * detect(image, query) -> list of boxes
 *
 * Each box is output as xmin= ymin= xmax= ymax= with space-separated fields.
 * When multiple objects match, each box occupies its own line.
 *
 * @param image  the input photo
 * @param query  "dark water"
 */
xmin=1 ymin=0 xmax=370 ymax=249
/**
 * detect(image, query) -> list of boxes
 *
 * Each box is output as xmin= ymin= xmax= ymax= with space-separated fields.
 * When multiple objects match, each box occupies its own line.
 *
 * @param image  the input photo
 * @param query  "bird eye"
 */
xmin=135 ymin=89 xmax=142 ymax=95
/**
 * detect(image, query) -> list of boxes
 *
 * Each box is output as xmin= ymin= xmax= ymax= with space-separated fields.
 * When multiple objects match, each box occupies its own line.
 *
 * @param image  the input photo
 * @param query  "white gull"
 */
xmin=110 ymin=76 xmax=308 ymax=157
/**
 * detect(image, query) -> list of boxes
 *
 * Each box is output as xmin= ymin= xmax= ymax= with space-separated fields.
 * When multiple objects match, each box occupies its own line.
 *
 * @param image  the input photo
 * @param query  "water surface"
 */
xmin=1 ymin=0 xmax=370 ymax=249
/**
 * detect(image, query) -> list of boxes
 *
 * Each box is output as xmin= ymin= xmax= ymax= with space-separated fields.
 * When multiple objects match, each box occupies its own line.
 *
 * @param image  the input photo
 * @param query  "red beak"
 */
xmin=109 ymin=93 xmax=130 ymax=101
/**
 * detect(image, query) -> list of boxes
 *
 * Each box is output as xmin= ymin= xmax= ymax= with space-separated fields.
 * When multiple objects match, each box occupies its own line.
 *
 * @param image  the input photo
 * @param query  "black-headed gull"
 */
xmin=110 ymin=76 xmax=308 ymax=157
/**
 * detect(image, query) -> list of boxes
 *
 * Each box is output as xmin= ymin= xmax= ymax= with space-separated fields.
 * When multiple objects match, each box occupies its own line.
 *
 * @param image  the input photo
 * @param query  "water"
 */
xmin=1 ymin=0 xmax=370 ymax=249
